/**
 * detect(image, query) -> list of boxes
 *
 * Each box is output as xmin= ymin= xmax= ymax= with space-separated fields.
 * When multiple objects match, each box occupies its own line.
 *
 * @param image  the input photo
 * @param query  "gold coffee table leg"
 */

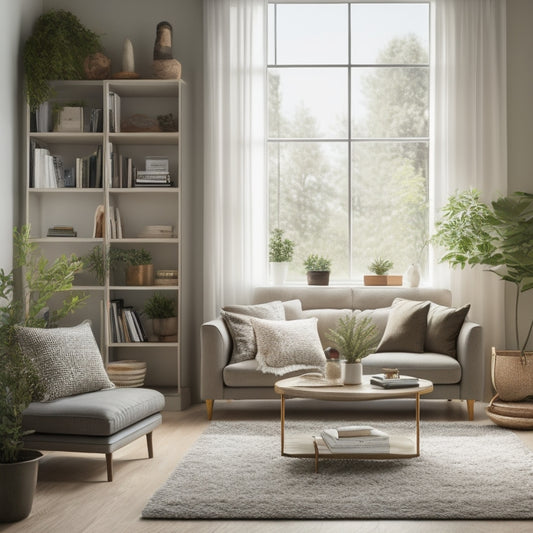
xmin=280 ymin=394 xmax=285 ymax=455
xmin=416 ymin=393 xmax=421 ymax=456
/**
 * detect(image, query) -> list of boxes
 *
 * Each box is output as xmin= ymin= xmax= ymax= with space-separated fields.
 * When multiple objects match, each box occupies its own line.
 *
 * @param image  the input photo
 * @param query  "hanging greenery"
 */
xmin=23 ymin=9 xmax=102 ymax=111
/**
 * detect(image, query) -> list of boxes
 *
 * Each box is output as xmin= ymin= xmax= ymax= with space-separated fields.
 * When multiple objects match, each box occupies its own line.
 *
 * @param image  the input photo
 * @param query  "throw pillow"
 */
xmin=376 ymin=298 xmax=430 ymax=353
xmin=425 ymin=302 xmax=471 ymax=357
xmin=221 ymin=300 xmax=285 ymax=364
xmin=14 ymin=320 xmax=114 ymax=402
xmin=250 ymin=317 xmax=326 ymax=375
xmin=283 ymin=299 xmax=303 ymax=320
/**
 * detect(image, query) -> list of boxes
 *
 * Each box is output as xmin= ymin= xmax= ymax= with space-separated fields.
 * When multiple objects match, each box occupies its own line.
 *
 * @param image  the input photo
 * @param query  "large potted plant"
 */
xmin=0 ymin=226 xmax=85 ymax=522
xmin=303 ymin=254 xmax=331 ymax=286
xmin=327 ymin=314 xmax=379 ymax=385
xmin=143 ymin=293 xmax=177 ymax=342
xmin=268 ymin=228 xmax=295 ymax=285
xmin=432 ymin=189 xmax=533 ymax=402
xmin=23 ymin=9 xmax=103 ymax=111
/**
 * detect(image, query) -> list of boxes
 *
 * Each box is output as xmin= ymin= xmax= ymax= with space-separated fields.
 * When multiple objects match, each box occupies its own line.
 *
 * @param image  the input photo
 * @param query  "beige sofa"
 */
xmin=200 ymin=286 xmax=483 ymax=421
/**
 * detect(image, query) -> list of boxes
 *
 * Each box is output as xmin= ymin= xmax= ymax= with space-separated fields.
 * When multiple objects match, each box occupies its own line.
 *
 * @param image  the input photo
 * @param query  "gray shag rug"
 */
xmin=142 ymin=419 xmax=533 ymax=520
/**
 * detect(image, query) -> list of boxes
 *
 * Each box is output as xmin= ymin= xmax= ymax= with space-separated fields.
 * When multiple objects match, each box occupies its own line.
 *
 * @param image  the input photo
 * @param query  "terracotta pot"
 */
xmin=152 ymin=316 xmax=177 ymax=338
xmin=363 ymin=275 xmax=403 ymax=286
xmin=0 ymin=450 xmax=41 ymax=522
xmin=491 ymin=347 xmax=533 ymax=401
xmin=126 ymin=264 xmax=153 ymax=286
xmin=306 ymin=271 xmax=330 ymax=286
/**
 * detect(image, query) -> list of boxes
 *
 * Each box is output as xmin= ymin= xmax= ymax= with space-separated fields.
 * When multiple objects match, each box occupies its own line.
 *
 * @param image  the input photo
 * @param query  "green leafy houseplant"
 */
xmin=327 ymin=315 xmax=379 ymax=364
xmin=143 ymin=293 xmax=176 ymax=319
xmin=432 ymin=189 xmax=533 ymax=356
xmin=303 ymin=254 xmax=331 ymax=272
xmin=23 ymin=9 xmax=102 ymax=111
xmin=269 ymin=228 xmax=295 ymax=263
xmin=1 ymin=226 xmax=86 ymax=464
xmin=368 ymin=257 xmax=394 ymax=276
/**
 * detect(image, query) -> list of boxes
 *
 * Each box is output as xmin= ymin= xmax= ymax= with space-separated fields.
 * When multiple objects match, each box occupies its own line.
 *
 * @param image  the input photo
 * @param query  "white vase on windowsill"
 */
xmin=270 ymin=262 xmax=289 ymax=285
xmin=405 ymin=263 xmax=421 ymax=288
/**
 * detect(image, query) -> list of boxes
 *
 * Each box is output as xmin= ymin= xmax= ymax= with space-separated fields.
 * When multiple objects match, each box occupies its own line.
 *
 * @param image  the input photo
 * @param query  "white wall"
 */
xmin=0 ymin=0 xmax=42 ymax=271
xmin=507 ymin=0 xmax=533 ymax=351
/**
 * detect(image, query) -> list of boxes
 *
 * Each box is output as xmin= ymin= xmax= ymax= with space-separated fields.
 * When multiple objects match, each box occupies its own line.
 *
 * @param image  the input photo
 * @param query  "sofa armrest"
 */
xmin=200 ymin=318 xmax=232 ymax=400
xmin=456 ymin=320 xmax=484 ymax=401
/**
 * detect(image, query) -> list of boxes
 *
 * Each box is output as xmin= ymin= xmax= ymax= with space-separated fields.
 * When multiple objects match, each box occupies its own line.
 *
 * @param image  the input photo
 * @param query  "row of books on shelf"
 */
xmin=32 ymin=102 xmax=103 ymax=133
xmin=93 ymin=205 xmax=123 ymax=239
xmin=30 ymin=141 xmax=103 ymax=189
xmin=109 ymin=299 xmax=147 ymax=343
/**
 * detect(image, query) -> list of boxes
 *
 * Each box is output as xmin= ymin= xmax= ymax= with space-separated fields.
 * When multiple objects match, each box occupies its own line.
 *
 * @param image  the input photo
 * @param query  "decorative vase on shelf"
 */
xmin=270 ymin=262 xmax=289 ymax=285
xmin=405 ymin=263 xmax=421 ymax=288
xmin=343 ymin=362 xmax=363 ymax=385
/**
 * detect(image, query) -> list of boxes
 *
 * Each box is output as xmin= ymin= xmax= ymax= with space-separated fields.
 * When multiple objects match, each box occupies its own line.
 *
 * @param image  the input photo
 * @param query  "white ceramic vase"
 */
xmin=405 ymin=263 xmax=421 ymax=288
xmin=343 ymin=361 xmax=363 ymax=385
xmin=270 ymin=262 xmax=289 ymax=285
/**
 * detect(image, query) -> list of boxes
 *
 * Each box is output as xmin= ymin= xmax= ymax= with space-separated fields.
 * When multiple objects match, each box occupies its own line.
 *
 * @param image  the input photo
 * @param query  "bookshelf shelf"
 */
xmin=24 ymin=78 xmax=187 ymax=410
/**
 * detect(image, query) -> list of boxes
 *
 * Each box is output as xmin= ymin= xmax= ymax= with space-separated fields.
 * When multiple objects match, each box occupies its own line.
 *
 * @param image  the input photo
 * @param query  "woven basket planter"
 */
xmin=491 ymin=347 xmax=533 ymax=401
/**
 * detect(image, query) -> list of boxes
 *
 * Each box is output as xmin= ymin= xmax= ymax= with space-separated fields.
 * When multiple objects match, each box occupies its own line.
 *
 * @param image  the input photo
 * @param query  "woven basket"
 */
xmin=491 ymin=348 xmax=533 ymax=401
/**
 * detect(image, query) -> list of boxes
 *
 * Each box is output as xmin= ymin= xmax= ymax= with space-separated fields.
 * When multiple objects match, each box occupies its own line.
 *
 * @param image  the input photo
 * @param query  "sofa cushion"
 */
xmin=221 ymin=300 xmax=285 ymax=364
xmin=22 ymin=388 xmax=165 ymax=436
xmin=283 ymin=299 xmax=304 ymax=320
xmin=15 ymin=320 xmax=114 ymax=402
xmin=358 ymin=307 xmax=390 ymax=342
xmin=376 ymin=298 xmax=430 ymax=353
xmin=223 ymin=359 xmax=322 ymax=387
xmin=250 ymin=317 xmax=326 ymax=375
xmin=302 ymin=309 xmax=357 ymax=348
xmin=363 ymin=352 xmax=462 ymax=384
xmin=425 ymin=302 xmax=470 ymax=358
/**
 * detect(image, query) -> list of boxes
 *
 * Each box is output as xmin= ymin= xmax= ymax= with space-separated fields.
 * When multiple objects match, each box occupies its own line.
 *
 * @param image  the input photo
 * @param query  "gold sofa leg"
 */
xmin=467 ymin=399 xmax=475 ymax=421
xmin=206 ymin=399 xmax=214 ymax=420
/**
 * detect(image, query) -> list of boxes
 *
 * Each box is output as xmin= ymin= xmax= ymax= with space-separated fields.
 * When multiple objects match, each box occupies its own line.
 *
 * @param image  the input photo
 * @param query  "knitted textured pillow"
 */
xmin=15 ymin=320 xmax=114 ymax=402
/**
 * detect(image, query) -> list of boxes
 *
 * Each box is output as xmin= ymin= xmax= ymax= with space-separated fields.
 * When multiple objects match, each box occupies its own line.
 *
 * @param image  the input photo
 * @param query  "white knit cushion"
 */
xmin=250 ymin=317 xmax=326 ymax=375
xmin=15 ymin=320 xmax=114 ymax=402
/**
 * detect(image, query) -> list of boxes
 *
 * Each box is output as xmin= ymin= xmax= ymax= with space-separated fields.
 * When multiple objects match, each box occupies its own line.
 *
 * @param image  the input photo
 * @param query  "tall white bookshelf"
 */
xmin=23 ymin=79 xmax=190 ymax=410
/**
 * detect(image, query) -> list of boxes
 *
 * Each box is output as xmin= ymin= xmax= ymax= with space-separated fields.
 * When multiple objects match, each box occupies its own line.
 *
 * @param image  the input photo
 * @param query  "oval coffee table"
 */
xmin=274 ymin=374 xmax=434 ymax=472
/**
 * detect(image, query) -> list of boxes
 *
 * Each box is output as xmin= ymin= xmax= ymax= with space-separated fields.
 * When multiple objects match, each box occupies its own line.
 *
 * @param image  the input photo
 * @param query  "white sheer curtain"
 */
xmin=431 ymin=0 xmax=507 ymax=394
xmin=203 ymin=0 xmax=267 ymax=320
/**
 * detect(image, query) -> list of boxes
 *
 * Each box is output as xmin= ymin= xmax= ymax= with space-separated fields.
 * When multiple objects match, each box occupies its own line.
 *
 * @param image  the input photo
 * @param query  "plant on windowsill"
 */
xmin=364 ymin=257 xmax=402 ymax=286
xmin=432 ymin=189 xmax=533 ymax=410
xmin=303 ymin=254 xmax=331 ymax=286
xmin=143 ymin=293 xmax=177 ymax=342
xmin=326 ymin=314 xmax=379 ymax=385
xmin=0 ymin=226 xmax=85 ymax=522
xmin=269 ymin=228 xmax=295 ymax=285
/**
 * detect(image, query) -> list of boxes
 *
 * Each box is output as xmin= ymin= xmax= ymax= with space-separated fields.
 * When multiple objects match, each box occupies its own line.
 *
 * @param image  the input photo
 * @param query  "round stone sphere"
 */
xmin=84 ymin=53 xmax=112 ymax=80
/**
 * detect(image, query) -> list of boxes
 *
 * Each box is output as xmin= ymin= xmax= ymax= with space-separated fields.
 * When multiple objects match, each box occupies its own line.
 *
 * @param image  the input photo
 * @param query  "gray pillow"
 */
xmin=250 ymin=317 xmax=326 ymax=375
xmin=15 ymin=320 xmax=114 ymax=402
xmin=221 ymin=300 xmax=285 ymax=364
xmin=376 ymin=298 xmax=430 ymax=353
xmin=425 ymin=302 xmax=470 ymax=357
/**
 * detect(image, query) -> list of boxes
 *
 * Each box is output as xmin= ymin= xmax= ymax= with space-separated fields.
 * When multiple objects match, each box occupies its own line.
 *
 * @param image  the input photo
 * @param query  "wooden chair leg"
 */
xmin=206 ymin=399 xmax=214 ymax=421
xmin=146 ymin=431 xmax=154 ymax=459
xmin=466 ymin=399 xmax=475 ymax=421
xmin=105 ymin=452 xmax=113 ymax=482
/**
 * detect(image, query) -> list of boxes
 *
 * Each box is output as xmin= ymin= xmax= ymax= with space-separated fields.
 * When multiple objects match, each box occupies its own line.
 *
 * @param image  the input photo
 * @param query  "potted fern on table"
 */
xmin=327 ymin=315 xmax=379 ymax=385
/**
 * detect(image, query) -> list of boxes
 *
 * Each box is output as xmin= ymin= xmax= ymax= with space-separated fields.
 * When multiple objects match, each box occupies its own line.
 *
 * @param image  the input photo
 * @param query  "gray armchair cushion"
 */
xmin=15 ymin=320 xmax=114 ymax=402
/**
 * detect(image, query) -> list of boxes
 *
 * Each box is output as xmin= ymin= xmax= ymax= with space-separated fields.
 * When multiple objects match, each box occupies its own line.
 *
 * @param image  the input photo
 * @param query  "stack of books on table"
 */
xmin=370 ymin=374 xmax=420 ymax=389
xmin=134 ymin=171 xmax=173 ymax=187
xmin=47 ymin=225 xmax=77 ymax=238
xmin=319 ymin=425 xmax=390 ymax=454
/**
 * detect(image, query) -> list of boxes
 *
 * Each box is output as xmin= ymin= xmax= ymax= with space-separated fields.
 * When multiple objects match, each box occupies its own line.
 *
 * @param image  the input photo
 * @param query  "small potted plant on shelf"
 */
xmin=80 ymin=245 xmax=107 ymax=285
xmin=0 ymin=226 xmax=85 ymax=522
xmin=110 ymin=248 xmax=153 ymax=286
xmin=432 ymin=189 xmax=533 ymax=409
xmin=143 ymin=293 xmax=177 ymax=342
xmin=303 ymin=254 xmax=332 ymax=286
xmin=364 ymin=257 xmax=402 ymax=286
xmin=269 ymin=228 xmax=295 ymax=285
xmin=327 ymin=314 xmax=379 ymax=385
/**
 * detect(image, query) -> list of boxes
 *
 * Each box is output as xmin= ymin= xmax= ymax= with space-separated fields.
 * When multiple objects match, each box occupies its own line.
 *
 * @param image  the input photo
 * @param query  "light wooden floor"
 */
xmin=2 ymin=398 xmax=533 ymax=533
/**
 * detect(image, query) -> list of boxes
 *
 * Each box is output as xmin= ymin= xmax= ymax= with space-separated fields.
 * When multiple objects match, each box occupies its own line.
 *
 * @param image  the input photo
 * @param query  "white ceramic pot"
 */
xmin=343 ymin=362 xmax=363 ymax=385
xmin=270 ymin=262 xmax=289 ymax=285
xmin=405 ymin=263 xmax=421 ymax=288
